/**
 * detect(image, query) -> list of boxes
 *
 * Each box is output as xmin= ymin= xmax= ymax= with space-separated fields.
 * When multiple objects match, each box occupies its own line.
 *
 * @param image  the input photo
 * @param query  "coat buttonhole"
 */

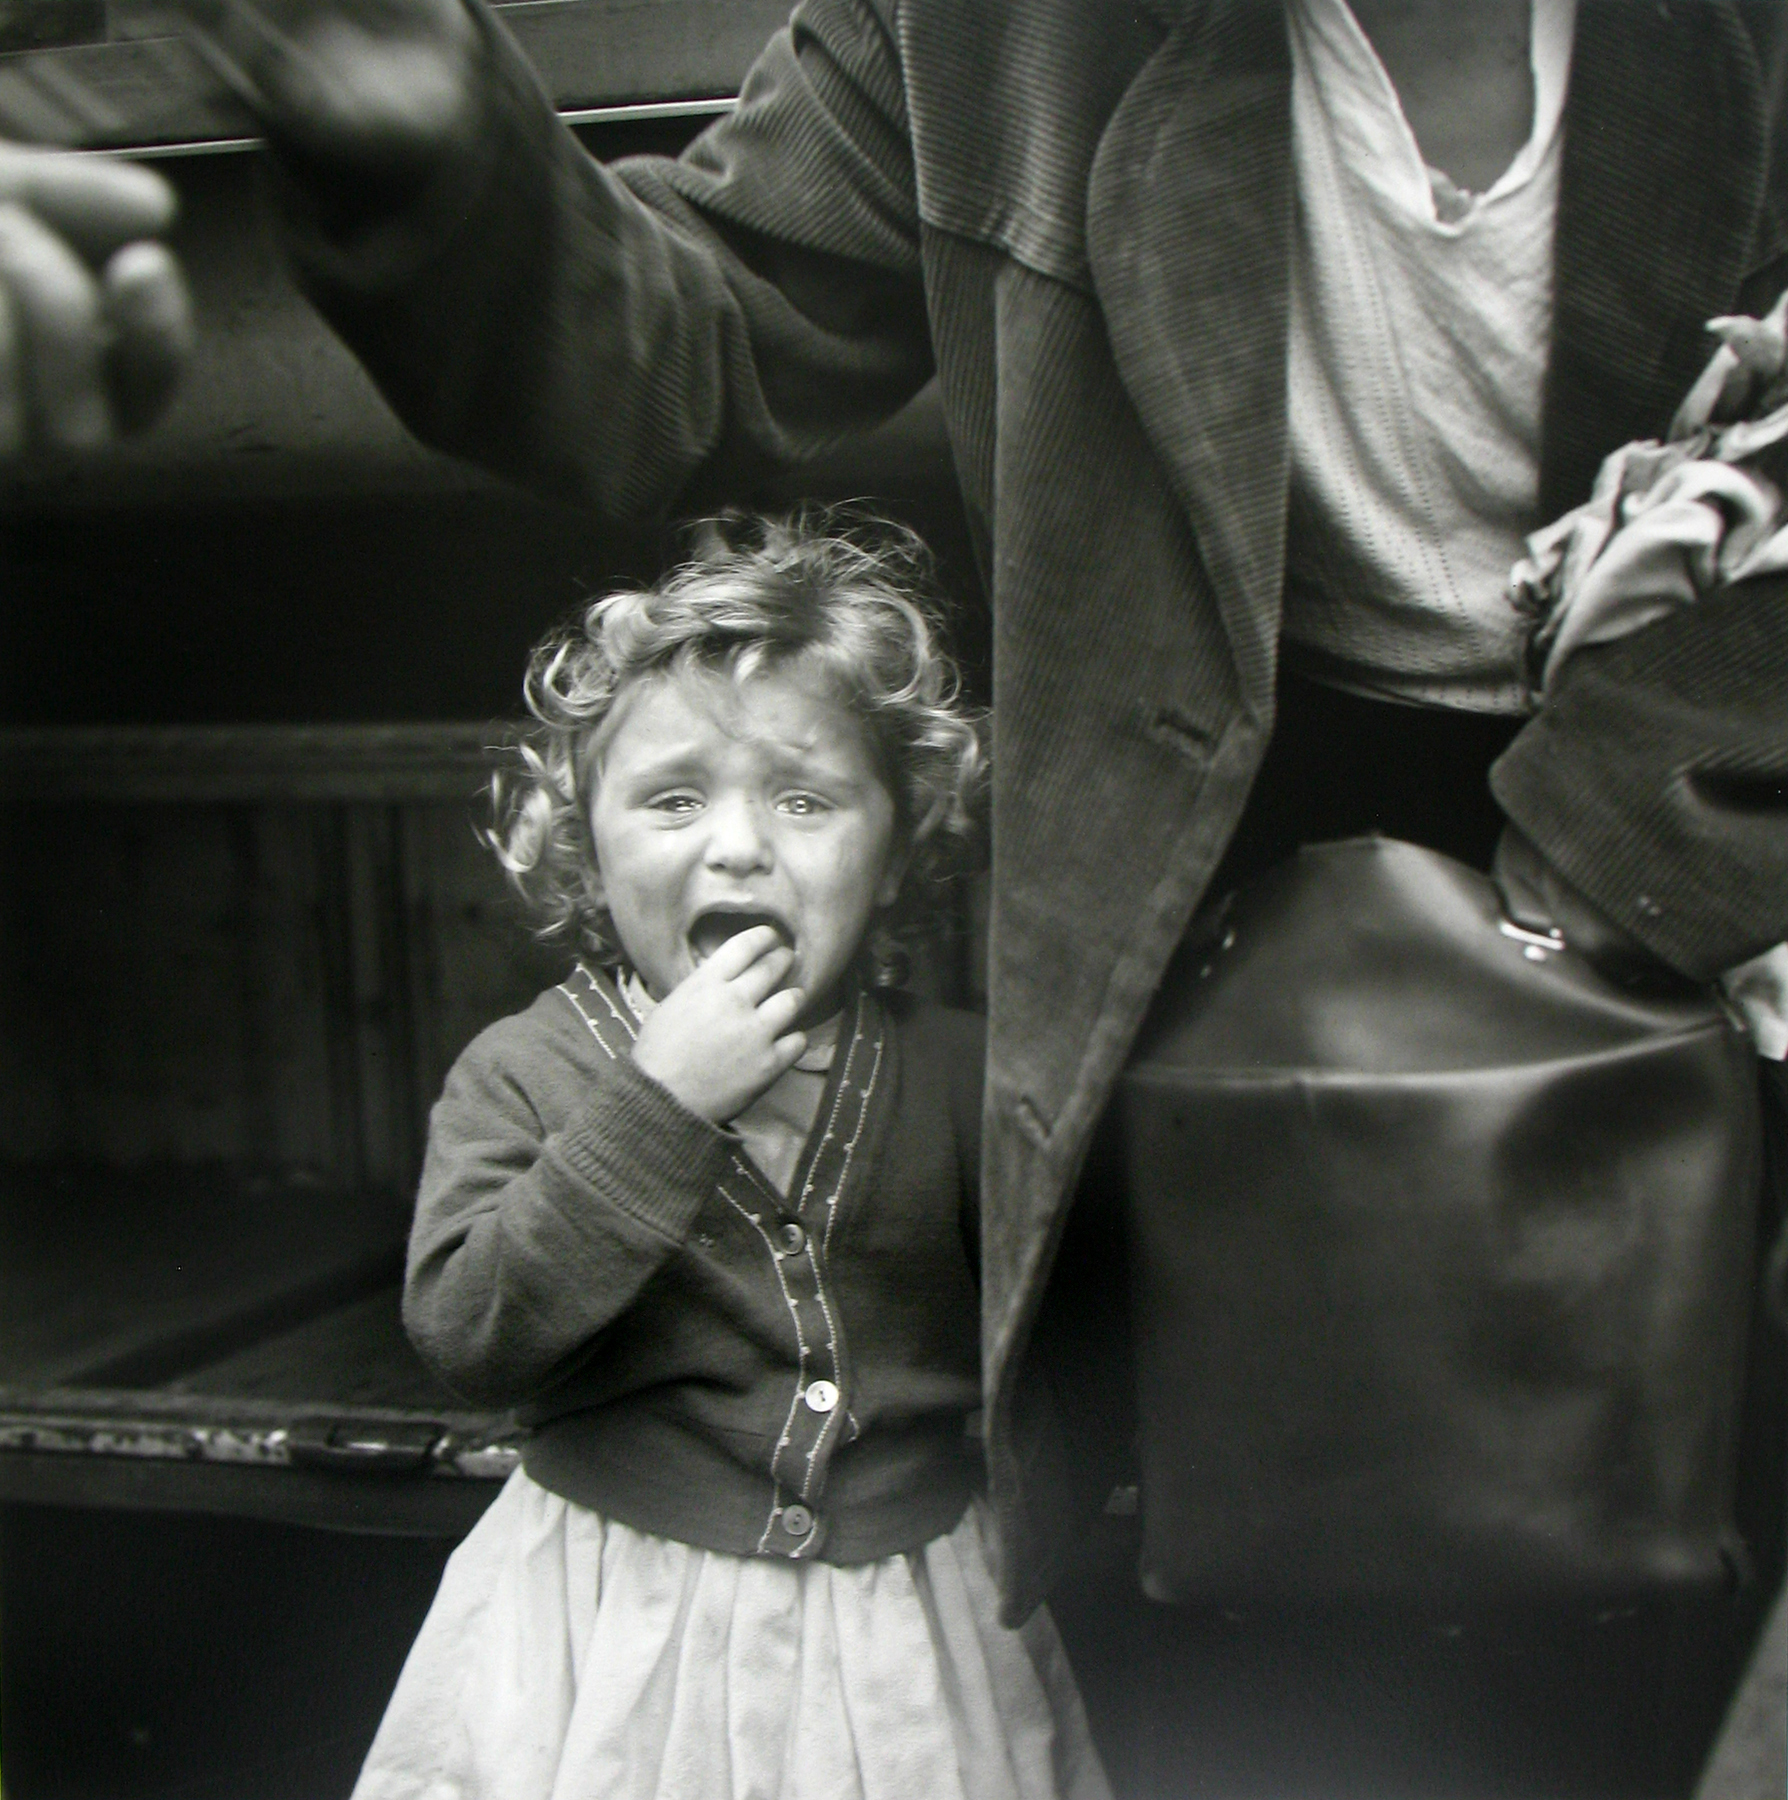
xmin=1144 ymin=704 xmax=1214 ymax=763
xmin=1015 ymin=1096 xmax=1052 ymax=1146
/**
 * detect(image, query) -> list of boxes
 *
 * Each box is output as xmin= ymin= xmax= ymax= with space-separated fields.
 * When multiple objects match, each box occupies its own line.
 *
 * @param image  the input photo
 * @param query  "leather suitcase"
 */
xmin=1121 ymin=836 xmax=1763 ymax=1604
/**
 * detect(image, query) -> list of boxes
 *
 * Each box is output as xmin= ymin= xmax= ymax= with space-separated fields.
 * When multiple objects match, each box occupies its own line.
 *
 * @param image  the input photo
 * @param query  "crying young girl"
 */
xmin=354 ymin=513 xmax=1111 ymax=1800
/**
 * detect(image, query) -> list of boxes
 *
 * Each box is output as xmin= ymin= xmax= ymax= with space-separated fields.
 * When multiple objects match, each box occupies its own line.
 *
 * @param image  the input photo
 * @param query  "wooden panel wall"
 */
xmin=0 ymin=730 xmax=566 ymax=1203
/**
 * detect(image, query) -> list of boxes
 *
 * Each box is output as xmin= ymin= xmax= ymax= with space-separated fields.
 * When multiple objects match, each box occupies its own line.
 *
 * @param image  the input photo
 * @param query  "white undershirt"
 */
xmin=1282 ymin=0 xmax=1577 ymax=713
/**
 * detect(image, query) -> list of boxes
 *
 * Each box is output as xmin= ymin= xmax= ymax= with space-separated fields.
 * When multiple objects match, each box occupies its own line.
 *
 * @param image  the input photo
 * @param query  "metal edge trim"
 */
xmin=85 ymin=93 xmax=736 ymax=160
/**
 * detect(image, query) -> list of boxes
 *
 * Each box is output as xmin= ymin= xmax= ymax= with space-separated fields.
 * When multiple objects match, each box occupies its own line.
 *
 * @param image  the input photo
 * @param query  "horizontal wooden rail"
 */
xmin=0 ymin=722 xmax=522 ymax=803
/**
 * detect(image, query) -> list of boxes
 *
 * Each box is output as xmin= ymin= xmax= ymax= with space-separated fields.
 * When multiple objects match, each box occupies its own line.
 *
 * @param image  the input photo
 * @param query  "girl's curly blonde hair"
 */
xmin=487 ymin=509 xmax=985 ymax=974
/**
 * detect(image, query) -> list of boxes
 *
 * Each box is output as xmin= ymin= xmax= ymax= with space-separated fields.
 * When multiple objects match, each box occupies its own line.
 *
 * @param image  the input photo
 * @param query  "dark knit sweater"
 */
xmin=404 ymin=966 xmax=986 ymax=1564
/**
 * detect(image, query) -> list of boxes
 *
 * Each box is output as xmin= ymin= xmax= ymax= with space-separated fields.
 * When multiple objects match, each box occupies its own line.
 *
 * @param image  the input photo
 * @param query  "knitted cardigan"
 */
xmin=405 ymin=967 xmax=986 ymax=1565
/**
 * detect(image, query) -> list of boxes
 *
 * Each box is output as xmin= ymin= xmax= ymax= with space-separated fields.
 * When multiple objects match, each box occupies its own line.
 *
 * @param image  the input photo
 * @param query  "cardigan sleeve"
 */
xmin=403 ymin=1015 xmax=737 ymax=1408
xmin=269 ymin=0 xmax=933 ymax=522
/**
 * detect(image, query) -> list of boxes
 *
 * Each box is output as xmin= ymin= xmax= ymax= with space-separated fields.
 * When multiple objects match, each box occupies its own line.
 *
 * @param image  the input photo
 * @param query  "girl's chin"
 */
xmin=797 ymin=975 xmax=858 ymax=1027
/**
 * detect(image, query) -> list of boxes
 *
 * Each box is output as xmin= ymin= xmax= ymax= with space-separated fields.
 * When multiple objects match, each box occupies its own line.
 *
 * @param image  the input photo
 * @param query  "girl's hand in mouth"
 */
xmin=631 ymin=925 xmax=806 ymax=1123
xmin=686 ymin=908 xmax=792 ymax=967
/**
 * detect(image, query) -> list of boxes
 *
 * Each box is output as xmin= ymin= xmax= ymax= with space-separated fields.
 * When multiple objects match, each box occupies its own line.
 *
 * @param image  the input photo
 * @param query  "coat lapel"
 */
xmin=1087 ymin=0 xmax=1294 ymax=715
xmin=1540 ymin=0 xmax=1771 ymax=517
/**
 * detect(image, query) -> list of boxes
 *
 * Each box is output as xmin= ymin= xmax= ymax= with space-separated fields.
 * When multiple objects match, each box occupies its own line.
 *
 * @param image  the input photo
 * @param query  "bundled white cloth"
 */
xmin=1510 ymin=293 xmax=1788 ymax=1057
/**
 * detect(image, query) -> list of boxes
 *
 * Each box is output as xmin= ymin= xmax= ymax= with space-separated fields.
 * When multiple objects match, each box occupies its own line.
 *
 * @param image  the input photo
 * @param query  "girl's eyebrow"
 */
xmin=753 ymin=725 xmax=865 ymax=765
xmin=762 ymin=752 xmax=872 ymax=792
xmin=761 ymin=739 xmax=840 ymax=769
xmin=603 ymin=744 xmax=710 ymax=786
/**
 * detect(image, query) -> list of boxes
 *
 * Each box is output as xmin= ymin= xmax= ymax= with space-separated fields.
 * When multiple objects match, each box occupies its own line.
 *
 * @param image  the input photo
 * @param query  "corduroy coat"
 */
xmin=286 ymin=0 xmax=1788 ymax=1620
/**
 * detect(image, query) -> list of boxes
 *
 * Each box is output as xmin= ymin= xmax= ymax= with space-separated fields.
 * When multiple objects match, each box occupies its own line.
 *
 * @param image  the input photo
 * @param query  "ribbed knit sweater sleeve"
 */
xmin=404 ymin=998 xmax=736 ymax=1408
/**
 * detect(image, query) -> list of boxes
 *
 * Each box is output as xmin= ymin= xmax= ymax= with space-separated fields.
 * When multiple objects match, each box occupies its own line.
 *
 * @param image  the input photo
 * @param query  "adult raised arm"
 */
xmin=0 ymin=143 xmax=193 ymax=453
xmin=169 ymin=0 xmax=935 ymax=519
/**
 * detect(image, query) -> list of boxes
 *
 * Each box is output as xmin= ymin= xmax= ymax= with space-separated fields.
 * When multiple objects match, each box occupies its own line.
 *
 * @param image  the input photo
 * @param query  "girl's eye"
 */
xmin=648 ymin=792 xmax=702 ymax=816
xmin=776 ymin=792 xmax=831 ymax=817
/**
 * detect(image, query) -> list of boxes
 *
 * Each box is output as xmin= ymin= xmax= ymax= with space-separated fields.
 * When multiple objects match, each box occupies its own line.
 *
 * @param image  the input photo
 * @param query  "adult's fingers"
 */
xmin=103 ymin=240 xmax=195 ymax=433
xmin=0 ymin=201 xmax=109 ymax=449
xmin=260 ymin=10 xmax=479 ymax=165
xmin=169 ymin=0 xmax=478 ymax=173
xmin=0 ymin=144 xmax=175 ymax=264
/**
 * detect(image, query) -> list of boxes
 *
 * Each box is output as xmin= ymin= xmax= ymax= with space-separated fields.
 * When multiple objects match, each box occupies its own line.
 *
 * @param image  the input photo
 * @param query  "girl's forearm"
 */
xmin=404 ymin=1047 xmax=733 ymax=1407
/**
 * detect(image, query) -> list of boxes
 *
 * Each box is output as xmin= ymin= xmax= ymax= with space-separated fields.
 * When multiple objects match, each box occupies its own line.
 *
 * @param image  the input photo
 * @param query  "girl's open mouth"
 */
xmin=687 ymin=908 xmax=793 ymax=965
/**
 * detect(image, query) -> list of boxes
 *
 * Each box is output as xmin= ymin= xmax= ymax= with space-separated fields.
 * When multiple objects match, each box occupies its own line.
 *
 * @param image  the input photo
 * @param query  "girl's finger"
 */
xmin=0 ymin=145 xmax=176 ymax=264
xmin=769 ymin=1030 xmax=809 ymax=1073
xmin=103 ymin=240 xmax=195 ymax=433
xmin=0 ymin=202 xmax=109 ymax=448
xmin=730 ymin=945 xmax=798 ymax=1004
xmin=755 ymin=988 xmax=805 ymax=1035
xmin=701 ymin=924 xmax=786 ymax=982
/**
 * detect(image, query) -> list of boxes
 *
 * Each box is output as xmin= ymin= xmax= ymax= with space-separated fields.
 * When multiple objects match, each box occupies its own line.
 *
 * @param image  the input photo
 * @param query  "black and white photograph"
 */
xmin=0 ymin=1 xmax=1784 ymax=1795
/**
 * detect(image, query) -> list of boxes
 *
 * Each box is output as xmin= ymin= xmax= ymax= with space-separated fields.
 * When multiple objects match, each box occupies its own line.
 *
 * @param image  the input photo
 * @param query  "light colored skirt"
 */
xmin=353 ymin=1469 xmax=1112 ymax=1800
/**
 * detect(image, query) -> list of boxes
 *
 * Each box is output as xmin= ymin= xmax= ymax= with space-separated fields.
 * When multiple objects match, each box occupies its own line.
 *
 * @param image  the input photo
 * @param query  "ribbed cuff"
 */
xmin=550 ymin=1053 xmax=735 ymax=1242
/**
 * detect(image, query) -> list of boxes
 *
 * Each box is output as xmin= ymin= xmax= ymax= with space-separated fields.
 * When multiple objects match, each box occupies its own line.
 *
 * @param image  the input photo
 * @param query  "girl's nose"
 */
xmin=702 ymin=793 xmax=773 ymax=873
